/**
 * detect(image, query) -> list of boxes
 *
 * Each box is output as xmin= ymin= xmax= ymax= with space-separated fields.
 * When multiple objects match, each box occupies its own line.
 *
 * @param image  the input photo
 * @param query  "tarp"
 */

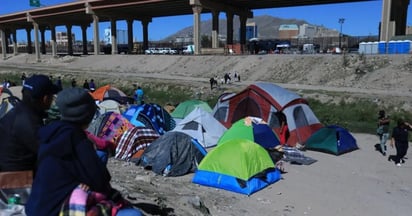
xmin=192 ymin=138 xmax=281 ymax=195
xmin=305 ymin=125 xmax=358 ymax=155
xmin=172 ymin=107 xmax=226 ymax=148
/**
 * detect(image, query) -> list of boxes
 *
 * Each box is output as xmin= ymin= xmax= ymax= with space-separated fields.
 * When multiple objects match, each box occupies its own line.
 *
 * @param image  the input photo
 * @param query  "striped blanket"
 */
xmin=59 ymin=186 xmax=126 ymax=216
xmin=115 ymin=127 xmax=160 ymax=161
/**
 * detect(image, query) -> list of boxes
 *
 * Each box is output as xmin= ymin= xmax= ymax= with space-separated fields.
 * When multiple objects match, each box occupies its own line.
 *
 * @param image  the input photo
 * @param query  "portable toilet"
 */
xmin=371 ymin=41 xmax=379 ymax=54
xmin=358 ymin=42 xmax=367 ymax=54
xmin=400 ymin=40 xmax=411 ymax=54
xmin=387 ymin=40 xmax=397 ymax=54
xmin=378 ymin=41 xmax=387 ymax=54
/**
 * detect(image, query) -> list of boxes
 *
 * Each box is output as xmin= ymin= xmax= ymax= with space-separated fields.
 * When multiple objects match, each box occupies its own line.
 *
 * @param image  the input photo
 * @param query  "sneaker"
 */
xmin=396 ymin=163 xmax=402 ymax=167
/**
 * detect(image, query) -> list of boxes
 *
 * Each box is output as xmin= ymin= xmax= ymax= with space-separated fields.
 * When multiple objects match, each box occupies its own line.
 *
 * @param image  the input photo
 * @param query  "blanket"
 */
xmin=59 ymin=186 xmax=126 ymax=216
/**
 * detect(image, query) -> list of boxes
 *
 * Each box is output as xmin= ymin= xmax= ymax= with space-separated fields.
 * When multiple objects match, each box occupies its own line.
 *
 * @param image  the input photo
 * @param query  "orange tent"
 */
xmin=90 ymin=84 xmax=130 ymax=104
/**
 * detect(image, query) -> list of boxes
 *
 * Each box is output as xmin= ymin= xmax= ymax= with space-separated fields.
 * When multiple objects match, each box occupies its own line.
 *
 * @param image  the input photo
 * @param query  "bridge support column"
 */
xmin=26 ymin=27 xmax=32 ymax=54
xmin=93 ymin=15 xmax=100 ymax=55
xmin=1 ymin=29 xmax=6 ymax=60
xmin=110 ymin=19 xmax=117 ymax=55
xmin=226 ymin=11 xmax=234 ymax=45
xmin=127 ymin=19 xmax=134 ymax=54
xmin=192 ymin=5 xmax=202 ymax=55
xmin=211 ymin=10 xmax=219 ymax=48
xmin=50 ymin=25 xmax=57 ymax=57
xmin=81 ymin=24 xmax=88 ymax=55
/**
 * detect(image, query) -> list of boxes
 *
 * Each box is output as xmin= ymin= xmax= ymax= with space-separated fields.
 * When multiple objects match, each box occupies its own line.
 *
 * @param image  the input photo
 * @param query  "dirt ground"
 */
xmin=1 ymin=53 xmax=412 ymax=216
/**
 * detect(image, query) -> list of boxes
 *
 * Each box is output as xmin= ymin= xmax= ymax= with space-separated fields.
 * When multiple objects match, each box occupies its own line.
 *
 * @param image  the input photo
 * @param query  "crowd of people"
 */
xmin=209 ymin=71 xmax=241 ymax=90
xmin=0 ymin=74 xmax=143 ymax=215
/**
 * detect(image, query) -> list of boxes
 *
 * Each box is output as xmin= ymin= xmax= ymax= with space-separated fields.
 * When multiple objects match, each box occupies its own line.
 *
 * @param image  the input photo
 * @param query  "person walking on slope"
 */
xmin=377 ymin=110 xmax=390 ymax=156
xmin=388 ymin=119 xmax=412 ymax=167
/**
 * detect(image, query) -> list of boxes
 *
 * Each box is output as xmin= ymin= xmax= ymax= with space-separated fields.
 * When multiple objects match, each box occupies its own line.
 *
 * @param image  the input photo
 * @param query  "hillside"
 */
xmin=0 ymin=53 xmax=411 ymax=110
xmin=162 ymin=15 xmax=332 ymax=41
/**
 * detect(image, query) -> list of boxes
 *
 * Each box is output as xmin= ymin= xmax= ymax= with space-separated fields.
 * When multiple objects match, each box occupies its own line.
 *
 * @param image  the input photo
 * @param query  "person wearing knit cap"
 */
xmin=26 ymin=88 xmax=142 ymax=216
xmin=0 ymin=74 xmax=58 ymax=172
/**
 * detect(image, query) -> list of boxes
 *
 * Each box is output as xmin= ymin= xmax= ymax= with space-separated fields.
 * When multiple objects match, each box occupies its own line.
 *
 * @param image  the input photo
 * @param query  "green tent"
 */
xmin=305 ymin=125 xmax=358 ymax=155
xmin=192 ymin=138 xmax=281 ymax=195
xmin=218 ymin=117 xmax=280 ymax=149
xmin=171 ymin=100 xmax=212 ymax=119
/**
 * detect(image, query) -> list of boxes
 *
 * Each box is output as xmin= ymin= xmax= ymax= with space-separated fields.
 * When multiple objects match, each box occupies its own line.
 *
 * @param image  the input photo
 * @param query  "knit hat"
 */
xmin=23 ymin=74 xmax=59 ymax=99
xmin=56 ymin=88 xmax=97 ymax=125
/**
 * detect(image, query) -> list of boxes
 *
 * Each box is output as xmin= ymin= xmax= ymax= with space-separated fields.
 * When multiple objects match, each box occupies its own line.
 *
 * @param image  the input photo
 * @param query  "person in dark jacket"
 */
xmin=388 ymin=119 xmax=412 ymax=167
xmin=26 ymin=87 xmax=142 ymax=216
xmin=0 ymin=74 xmax=58 ymax=172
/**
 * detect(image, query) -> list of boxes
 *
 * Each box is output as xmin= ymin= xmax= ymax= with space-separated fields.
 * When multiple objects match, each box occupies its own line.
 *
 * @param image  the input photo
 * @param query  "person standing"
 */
xmin=134 ymin=85 xmax=144 ymax=105
xmin=89 ymin=79 xmax=96 ymax=92
xmin=377 ymin=110 xmax=390 ymax=156
xmin=0 ymin=74 xmax=58 ymax=172
xmin=71 ymin=78 xmax=77 ymax=87
xmin=21 ymin=73 xmax=26 ymax=85
xmin=55 ymin=76 xmax=63 ymax=92
xmin=388 ymin=119 xmax=412 ymax=166
xmin=26 ymin=88 xmax=142 ymax=216
xmin=83 ymin=79 xmax=90 ymax=90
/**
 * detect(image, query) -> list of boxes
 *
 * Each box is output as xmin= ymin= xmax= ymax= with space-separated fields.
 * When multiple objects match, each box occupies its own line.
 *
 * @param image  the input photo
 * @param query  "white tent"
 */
xmin=97 ymin=99 xmax=121 ymax=114
xmin=173 ymin=107 xmax=226 ymax=148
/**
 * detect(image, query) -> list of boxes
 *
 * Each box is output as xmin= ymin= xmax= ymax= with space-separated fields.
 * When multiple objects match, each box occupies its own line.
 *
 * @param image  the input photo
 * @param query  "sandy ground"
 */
xmin=1 ymin=53 xmax=412 ymax=215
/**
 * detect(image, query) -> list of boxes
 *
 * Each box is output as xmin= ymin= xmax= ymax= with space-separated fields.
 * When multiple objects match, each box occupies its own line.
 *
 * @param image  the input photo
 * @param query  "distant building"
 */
xmin=104 ymin=27 xmax=127 ymax=45
xmin=56 ymin=32 xmax=75 ymax=45
xmin=245 ymin=22 xmax=258 ymax=40
xmin=175 ymin=36 xmax=193 ymax=44
xmin=406 ymin=26 xmax=412 ymax=35
xmin=278 ymin=24 xmax=299 ymax=39
xmin=298 ymin=24 xmax=316 ymax=38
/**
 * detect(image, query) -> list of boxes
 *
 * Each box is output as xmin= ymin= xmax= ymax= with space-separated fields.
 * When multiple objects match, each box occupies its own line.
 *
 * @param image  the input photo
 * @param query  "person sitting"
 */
xmin=0 ymin=74 xmax=58 ymax=172
xmin=278 ymin=112 xmax=290 ymax=145
xmin=26 ymin=88 xmax=142 ymax=216
xmin=0 ymin=74 xmax=58 ymax=205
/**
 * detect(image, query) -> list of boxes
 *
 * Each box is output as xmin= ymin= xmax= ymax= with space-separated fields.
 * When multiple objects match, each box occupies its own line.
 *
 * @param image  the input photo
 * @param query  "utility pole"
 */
xmin=338 ymin=18 xmax=345 ymax=49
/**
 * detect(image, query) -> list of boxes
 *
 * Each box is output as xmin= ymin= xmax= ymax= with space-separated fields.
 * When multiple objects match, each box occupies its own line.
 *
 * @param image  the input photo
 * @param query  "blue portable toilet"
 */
xmin=388 ymin=41 xmax=396 ymax=54
xmin=378 ymin=41 xmax=387 ymax=54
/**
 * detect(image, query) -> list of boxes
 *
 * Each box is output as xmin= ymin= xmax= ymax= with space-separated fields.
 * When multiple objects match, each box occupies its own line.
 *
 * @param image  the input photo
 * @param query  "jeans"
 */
xmin=380 ymin=133 xmax=389 ymax=153
xmin=116 ymin=207 xmax=143 ymax=216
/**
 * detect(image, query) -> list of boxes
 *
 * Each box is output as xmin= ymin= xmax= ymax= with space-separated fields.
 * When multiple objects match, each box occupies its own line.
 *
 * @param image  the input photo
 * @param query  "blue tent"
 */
xmin=304 ymin=125 xmax=358 ymax=155
xmin=192 ymin=139 xmax=281 ymax=195
xmin=123 ymin=103 xmax=175 ymax=135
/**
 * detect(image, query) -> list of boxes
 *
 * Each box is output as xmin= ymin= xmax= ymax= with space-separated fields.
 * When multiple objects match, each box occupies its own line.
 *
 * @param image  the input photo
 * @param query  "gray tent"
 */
xmin=138 ymin=131 xmax=207 ymax=177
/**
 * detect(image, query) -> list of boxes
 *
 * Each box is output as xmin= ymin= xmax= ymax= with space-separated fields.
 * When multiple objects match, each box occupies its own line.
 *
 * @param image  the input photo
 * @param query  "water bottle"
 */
xmin=163 ymin=164 xmax=172 ymax=176
xmin=7 ymin=194 xmax=21 ymax=209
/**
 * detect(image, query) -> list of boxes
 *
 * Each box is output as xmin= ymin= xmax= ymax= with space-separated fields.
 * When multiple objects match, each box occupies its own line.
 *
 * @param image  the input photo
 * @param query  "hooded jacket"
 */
xmin=26 ymin=120 xmax=112 ymax=216
xmin=0 ymin=102 xmax=46 ymax=172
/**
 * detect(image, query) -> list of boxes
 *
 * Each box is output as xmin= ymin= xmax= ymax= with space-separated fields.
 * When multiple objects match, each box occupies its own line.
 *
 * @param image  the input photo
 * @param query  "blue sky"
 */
xmin=1 ymin=0 xmax=411 ymax=42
